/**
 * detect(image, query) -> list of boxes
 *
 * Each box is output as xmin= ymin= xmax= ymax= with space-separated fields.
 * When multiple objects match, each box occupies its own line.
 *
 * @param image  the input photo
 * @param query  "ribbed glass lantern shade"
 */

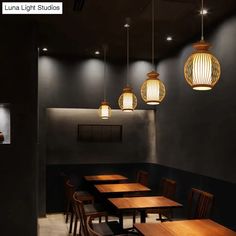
xmin=184 ymin=40 xmax=221 ymax=90
xmin=118 ymin=87 xmax=137 ymax=112
xmin=141 ymin=71 xmax=166 ymax=105
xmin=99 ymin=101 xmax=111 ymax=119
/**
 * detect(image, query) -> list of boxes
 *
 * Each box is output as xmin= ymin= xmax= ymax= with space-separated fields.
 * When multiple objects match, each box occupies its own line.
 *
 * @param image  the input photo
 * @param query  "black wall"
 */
xmin=156 ymin=15 xmax=236 ymax=183
xmin=0 ymin=20 xmax=38 ymax=236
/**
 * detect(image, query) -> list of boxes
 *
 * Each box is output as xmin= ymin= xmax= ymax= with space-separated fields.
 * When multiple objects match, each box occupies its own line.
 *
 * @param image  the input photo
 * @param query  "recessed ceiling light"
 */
xmin=200 ymin=9 xmax=208 ymax=15
xmin=42 ymin=48 xmax=48 ymax=52
xmin=166 ymin=36 xmax=173 ymax=41
xmin=95 ymin=51 xmax=100 ymax=55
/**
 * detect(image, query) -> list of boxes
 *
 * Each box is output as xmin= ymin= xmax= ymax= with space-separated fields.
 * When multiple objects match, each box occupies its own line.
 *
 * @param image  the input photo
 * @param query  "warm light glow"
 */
xmin=118 ymin=87 xmax=137 ymax=112
xmin=184 ymin=41 xmax=220 ymax=90
xmin=95 ymin=51 xmax=100 ymax=55
xmin=146 ymin=80 xmax=160 ymax=104
xmin=42 ymin=48 xmax=48 ymax=52
xmin=141 ymin=71 xmax=166 ymax=105
xmin=99 ymin=101 xmax=111 ymax=119
xmin=200 ymin=9 xmax=208 ymax=15
xmin=192 ymin=53 xmax=212 ymax=90
xmin=166 ymin=36 xmax=173 ymax=41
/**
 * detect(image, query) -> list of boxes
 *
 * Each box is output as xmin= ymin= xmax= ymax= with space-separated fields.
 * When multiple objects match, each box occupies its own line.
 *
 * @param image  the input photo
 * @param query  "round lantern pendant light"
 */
xmin=184 ymin=0 xmax=221 ymax=90
xmin=99 ymin=45 xmax=112 ymax=119
xmin=118 ymin=21 xmax=137 ymax=112
xmin=141 ymin=0 xmax=166 ymax=105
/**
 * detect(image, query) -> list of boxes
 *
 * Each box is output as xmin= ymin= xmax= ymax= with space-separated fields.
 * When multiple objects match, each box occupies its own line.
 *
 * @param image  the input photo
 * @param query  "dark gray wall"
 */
xmin=0 ymin=21 xmax=38 ymax=235
xmin=38 ymin=15 xmax=236 ymax=217
xmin=38 ymin=57 xmax=156 ymax=215
xmin=156 ymin=16 xmax=236 ymax=183
xmin=46 ymin=108 xmax=156 ymax=164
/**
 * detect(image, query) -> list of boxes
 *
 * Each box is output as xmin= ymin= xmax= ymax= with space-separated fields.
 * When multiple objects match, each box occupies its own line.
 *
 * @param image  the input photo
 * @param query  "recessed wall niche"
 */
xmin=0 ymin=103 xmax=11 ymax=144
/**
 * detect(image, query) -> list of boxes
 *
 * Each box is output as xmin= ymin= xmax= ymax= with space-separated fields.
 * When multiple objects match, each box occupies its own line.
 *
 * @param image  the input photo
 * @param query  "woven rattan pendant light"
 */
xmin=118 ymin=21 xmax=137 ymax=112
xmin=184 ymin=0 xmax=221 ymax=90
xmin=141 ymin=0 xmax=166 ymax=105
xmin=98 ymin=45 xmax=111 ymax=119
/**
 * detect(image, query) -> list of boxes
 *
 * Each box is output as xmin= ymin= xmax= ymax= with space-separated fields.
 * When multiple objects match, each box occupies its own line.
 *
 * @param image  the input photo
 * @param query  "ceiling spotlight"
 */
xmin=95 ymin=51 xmax=100 ymax=55
xmin=42 ymin=48 xmax=48 ymax=52
xmin=166 ymin=36 xmax=173 ymax=41
xmin=200 ymin=9 xmax=208 ymax=15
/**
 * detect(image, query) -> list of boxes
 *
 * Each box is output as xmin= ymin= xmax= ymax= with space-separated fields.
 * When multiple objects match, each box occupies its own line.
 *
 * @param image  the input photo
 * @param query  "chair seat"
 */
xmin=84 ymin=203 xmax=107 ymax=216
xmin=75 ymin=190 xmax=94 ymax=202
xmin=92 ymin=221 xmax=125 ymax=236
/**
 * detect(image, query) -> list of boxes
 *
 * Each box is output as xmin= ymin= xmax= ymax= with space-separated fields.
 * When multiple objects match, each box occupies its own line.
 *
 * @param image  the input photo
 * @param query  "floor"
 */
xmin=38 ymin=213 xmax=159 ymax=236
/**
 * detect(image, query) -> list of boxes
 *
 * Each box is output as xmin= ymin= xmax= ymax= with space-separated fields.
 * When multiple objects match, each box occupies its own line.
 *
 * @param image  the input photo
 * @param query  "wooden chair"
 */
xmin=136 ymin=170 xmax=149 ymax=187
xmin=86 ymin=215 xmax=136 ymax=236
xmin=146 ymin=178 xmax=177 ymax=221
xmin=64 ymin=177 xmax=94 ymax=223
xmin=73 ymin=192 xmax=108 ymax=236
xmin=187 ymin=188 xmax=214 ymax=219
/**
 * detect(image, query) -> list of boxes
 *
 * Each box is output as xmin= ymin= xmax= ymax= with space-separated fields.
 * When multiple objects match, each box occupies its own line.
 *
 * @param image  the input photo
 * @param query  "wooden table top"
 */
xmin=84 ymin=174 xmax=127 ymax=182
xmin=95 ymin=183 xmax=151 ymax=193
xmin=108 ymin=196 xmax=182 ymax=210
xmin=134 ymin=219 xmax=236 ymax=236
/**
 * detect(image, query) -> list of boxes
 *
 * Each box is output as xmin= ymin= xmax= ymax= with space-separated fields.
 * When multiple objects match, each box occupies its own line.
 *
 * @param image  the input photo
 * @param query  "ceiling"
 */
xmin=37 ymin=0 xmax=236 ymax=60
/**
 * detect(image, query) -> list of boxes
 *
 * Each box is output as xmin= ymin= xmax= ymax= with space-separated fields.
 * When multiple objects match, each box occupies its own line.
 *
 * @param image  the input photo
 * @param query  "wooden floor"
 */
xmin=38 ymin=213 xmax=159 ymax=236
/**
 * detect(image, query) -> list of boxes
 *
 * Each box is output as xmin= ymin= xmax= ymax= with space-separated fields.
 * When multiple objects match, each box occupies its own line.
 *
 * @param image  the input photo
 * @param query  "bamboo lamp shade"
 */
xmin=118 ymin=87 xmax=137 ymax=112
xmin=184 ymin=40 xmax=221 ymax=90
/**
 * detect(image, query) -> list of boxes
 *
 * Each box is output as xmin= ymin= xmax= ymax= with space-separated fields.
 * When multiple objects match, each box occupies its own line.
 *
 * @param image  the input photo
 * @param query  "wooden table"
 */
xmin=134 ymin=219 xmax=236 ymax=236
xmin=95 ymin=183 xmax=151 ymax=194
xmin=84 ymin=174 xmax=128 ymax=182
xmin=108 ymin=196 xmax=182 ymax=227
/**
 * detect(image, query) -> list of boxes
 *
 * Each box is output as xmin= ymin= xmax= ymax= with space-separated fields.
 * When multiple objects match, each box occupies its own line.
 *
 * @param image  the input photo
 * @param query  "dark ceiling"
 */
xmin=36 ymin=0 xmax=236 ymax=60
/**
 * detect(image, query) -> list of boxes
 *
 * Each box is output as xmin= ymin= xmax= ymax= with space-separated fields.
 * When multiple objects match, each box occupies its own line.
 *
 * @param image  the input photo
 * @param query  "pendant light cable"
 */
xmin=201 ymin=0 xmax=204 ymax=40
xmin=125 ymin=23 xmax=130 ymax=87
xmin=103 ymin=45 xmax=107 ymax=101
xmin=152 ymin=0 xmax=155 ymax=68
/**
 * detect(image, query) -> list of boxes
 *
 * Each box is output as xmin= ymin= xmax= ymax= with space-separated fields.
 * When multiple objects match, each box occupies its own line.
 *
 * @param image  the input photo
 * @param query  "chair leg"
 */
xmin=133 ymin=211 xmax=136 ymax=224
xmin=69 ymin=211 xmax=74 ymax=233
xmin=99 ymin=216 xmax=101 ymax=223
xmin=73 ymin=215 xmax=78 ymax=236
xmin=65 ymin=201 xmax=70 ymax=223
xmin=159 ymin=213 xmax=163 ymax=222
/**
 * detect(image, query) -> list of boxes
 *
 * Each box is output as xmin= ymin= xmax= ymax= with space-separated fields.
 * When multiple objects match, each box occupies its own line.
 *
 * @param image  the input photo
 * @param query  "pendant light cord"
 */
xmin=126 ymin=24 xmax=130 ymax=87
xmin=152 ymin=0 xmax=155 ymax=68
xmin=103 ymin=45 xmax=107 ymax=101
xmin=201 ymin=0 xmax=204 ymax=41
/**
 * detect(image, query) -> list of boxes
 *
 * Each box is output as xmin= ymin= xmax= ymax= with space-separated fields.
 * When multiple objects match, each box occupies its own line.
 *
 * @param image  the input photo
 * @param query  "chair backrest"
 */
xmin=65 ymin=180 xmax=76 ymax=201
xmin=73 ymin=192 xmax=90 ymax=236
xmin=161 ymin=178 xmax=176 ymax=200
xmin=87 ymin=216 xmax=102 ymax=236
xmin=188 ymin=188 xmax=214 ymax=219
xmin=136 ymin=170 xmax=149 ymax=187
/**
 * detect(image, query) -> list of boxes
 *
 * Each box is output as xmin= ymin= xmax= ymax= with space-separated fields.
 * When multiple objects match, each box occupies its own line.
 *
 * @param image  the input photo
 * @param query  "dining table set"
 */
xmin=83 ymin=173 xmax=236 ymax=236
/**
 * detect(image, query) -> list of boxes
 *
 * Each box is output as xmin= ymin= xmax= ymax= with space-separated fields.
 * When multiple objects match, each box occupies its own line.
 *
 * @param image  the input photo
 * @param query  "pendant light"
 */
xmin=98 ymin=45 xmax=111 ymax=119
xmin=118 ymin=21 xmax=137 ymax=112
xmin=141 ymin=0 xmax=166 ymax=105
xmin=184 ymin=0 xmax=221 ymax=90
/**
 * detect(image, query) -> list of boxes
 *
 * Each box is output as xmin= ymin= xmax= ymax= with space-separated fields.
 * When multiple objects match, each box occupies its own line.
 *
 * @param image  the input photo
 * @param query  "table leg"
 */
xmin=119 ymin=213 xmax=123 ymax=228
xmin=140 ymin=210 xmax=146 ymax=223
